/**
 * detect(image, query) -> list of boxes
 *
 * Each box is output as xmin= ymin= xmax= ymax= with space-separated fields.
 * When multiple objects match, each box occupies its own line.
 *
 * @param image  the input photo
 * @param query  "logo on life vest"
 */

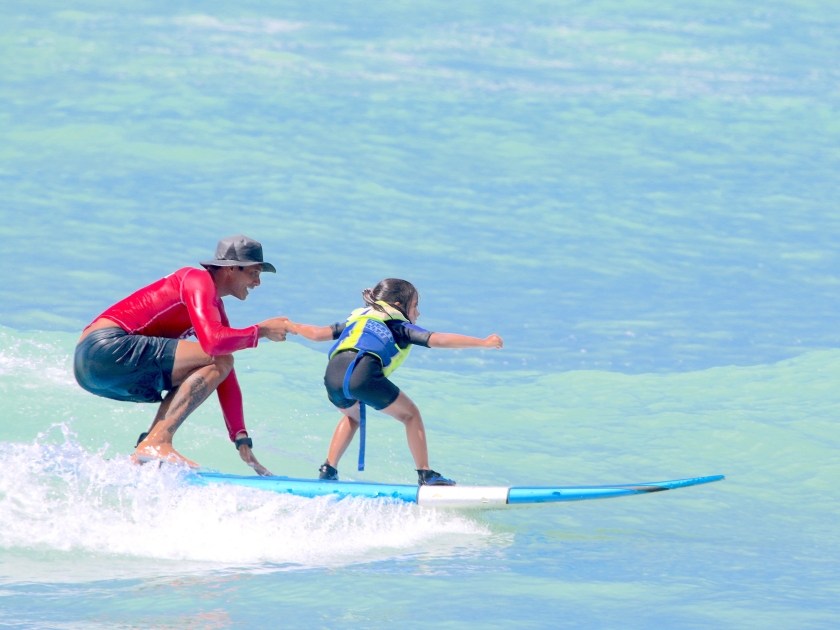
xmin=366 ymin=320 xmax=392 ymax=343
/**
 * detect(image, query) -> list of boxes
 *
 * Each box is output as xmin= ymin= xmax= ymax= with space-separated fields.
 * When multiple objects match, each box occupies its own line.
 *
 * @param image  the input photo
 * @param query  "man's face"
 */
xmin=229 ymin=265 xmax=262 ymax=300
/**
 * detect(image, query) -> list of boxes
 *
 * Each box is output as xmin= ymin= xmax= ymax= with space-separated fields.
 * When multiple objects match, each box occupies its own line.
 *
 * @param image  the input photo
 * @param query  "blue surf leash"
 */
xmin=342 ymin=351 xmax=367 ymax=471
xmin=357 ymin=402 xmax=366 ymax=471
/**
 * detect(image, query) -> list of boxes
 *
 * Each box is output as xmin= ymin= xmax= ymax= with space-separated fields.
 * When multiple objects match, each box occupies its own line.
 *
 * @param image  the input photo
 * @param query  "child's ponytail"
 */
xmin=362 ymin=278 xmax=418 ymax=318
xmin=361 ymin=288 xmax=377 ymax=307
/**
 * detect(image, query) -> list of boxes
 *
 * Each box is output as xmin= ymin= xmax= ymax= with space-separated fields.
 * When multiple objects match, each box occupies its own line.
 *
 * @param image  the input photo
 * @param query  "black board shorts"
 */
xmin=74 ymin=328 xmax=178 ymax=403
xmin=324 ymin=350 xmax=401 ymax=411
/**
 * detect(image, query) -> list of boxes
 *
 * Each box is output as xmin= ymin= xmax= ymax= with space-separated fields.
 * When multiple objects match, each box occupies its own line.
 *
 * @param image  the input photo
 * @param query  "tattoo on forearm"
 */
xmin=166 ymin=375 xmax=211 ymax=435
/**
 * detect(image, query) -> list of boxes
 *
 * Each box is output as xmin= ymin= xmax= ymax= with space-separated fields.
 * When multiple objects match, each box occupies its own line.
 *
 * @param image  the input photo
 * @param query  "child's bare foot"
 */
xmin=135 ymin=443 xmax=199 ymax=468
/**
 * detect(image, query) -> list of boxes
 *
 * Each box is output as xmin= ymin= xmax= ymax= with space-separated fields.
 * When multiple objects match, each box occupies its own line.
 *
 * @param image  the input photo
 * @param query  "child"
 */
xmin=293 ymin=278 xmax=503 ymax=486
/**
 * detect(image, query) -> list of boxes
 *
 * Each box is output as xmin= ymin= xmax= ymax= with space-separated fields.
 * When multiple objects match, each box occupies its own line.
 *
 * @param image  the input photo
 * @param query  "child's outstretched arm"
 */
xmin=290 ymin=323 xmax=335 ymax=342
xmin=428 ymin=333 xmax=503 ymax=349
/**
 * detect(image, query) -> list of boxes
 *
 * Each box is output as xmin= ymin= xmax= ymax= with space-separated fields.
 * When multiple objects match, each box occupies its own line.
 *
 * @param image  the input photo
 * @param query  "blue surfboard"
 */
xmin=192 ymin=472 xmax=724 ymax=507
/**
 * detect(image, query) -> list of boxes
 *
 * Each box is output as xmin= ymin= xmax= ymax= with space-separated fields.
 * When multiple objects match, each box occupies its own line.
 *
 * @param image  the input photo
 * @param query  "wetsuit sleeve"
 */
xmin=389 ymin=321 xmax=433 ymax=348
xmin=331 ymin=322 xmax=347 ymax=339
xmin=181 ymin=269 xmax=259 ymax=356
xmin=216 ymin=368 xmax=246 ymax=441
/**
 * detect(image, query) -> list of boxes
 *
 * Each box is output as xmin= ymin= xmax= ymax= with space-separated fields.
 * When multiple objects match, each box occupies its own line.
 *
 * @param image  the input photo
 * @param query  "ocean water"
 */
xmin=1 ymin=0 xmax=839 ymax=628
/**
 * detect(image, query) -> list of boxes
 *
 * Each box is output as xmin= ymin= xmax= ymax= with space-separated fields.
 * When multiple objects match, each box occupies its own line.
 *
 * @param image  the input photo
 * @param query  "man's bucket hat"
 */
xmin=200 ymin=235 xmax=277 ymax=273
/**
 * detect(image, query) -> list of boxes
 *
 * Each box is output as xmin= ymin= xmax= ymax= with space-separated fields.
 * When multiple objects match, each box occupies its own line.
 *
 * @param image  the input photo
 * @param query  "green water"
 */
xmin=2 ymin=0 xmax=840 ymax=627
xmin=1 ymin=326 xmax=839 ymax=626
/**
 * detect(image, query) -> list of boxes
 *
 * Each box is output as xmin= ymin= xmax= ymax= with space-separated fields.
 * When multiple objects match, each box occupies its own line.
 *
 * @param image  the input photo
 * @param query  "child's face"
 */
xmin=406 ymin=296 xmax=420 ymax=323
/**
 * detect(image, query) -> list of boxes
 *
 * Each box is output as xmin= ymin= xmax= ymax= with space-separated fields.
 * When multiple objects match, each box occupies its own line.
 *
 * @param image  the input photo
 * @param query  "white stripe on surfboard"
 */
xmin=417 ymin=485 xmax=509 ymax=506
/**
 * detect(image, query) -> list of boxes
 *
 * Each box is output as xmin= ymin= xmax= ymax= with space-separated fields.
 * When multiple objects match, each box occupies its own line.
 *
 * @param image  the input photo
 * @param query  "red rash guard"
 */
xmin=90 ymin=267 xmax=259 ymax=441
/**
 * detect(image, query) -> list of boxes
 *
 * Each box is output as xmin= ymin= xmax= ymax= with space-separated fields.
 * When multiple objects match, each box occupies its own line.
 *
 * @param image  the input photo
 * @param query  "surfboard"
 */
xmin=192 ymin=472 xmax=724 ymax=508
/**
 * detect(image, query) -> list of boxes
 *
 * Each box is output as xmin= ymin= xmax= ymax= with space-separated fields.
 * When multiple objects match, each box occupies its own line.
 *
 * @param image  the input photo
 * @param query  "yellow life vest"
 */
xmin=329 ymin=301 xmax=412 ymax=377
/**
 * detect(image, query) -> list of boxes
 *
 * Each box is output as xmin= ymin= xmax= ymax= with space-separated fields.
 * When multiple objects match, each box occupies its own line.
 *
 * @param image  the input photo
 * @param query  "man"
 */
xmin=74 ymin=235 xmax=294 ymax=475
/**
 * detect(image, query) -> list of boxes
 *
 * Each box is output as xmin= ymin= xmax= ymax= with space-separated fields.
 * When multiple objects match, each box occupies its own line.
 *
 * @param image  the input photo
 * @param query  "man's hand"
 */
xmin=237 ymin=441 xmax=274 ymax=476
xmin=258 ymin=316 xmax=297 ymax=342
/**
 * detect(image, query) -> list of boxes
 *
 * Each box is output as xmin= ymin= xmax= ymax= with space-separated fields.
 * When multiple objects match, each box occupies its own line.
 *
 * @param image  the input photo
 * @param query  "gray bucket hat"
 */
xmin=200 ymin=235 xmax=277 ymax=273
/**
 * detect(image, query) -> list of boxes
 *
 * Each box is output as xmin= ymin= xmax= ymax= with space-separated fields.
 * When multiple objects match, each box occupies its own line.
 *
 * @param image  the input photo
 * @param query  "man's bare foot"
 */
xmin=135 ymin=443 xmax=199 ymax=468
xmin=130 ymin=454 xmax=163 ymax=468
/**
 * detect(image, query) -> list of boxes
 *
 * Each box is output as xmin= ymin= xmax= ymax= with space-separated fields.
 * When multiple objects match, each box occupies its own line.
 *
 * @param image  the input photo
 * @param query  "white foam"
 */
xmin=0 ymin=331 xmax=75 ymax=386
xmin=0 ymin=425 xmax=489 ymax=569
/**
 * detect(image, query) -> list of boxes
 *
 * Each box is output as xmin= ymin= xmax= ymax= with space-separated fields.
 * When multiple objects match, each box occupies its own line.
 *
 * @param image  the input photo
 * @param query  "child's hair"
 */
xmin=362 ymin=278 xmax=418 ymax=318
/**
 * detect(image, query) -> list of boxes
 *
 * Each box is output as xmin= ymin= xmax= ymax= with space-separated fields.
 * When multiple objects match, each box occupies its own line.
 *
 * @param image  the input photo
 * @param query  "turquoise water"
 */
xmin=1 ymin=1 xmax=839 ymax=627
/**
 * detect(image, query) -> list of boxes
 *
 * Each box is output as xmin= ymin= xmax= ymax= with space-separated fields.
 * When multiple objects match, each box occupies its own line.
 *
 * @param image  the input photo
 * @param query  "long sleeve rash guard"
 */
xmin=91 ymin=267 xmax=259 ymax=440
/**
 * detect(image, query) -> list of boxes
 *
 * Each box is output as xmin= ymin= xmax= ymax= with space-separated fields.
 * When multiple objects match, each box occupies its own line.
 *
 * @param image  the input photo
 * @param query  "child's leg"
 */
xmin=379 ymin=392 xmax=429 ymax=470
xmin=326 ymin=403 xmax=360 ymax=467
